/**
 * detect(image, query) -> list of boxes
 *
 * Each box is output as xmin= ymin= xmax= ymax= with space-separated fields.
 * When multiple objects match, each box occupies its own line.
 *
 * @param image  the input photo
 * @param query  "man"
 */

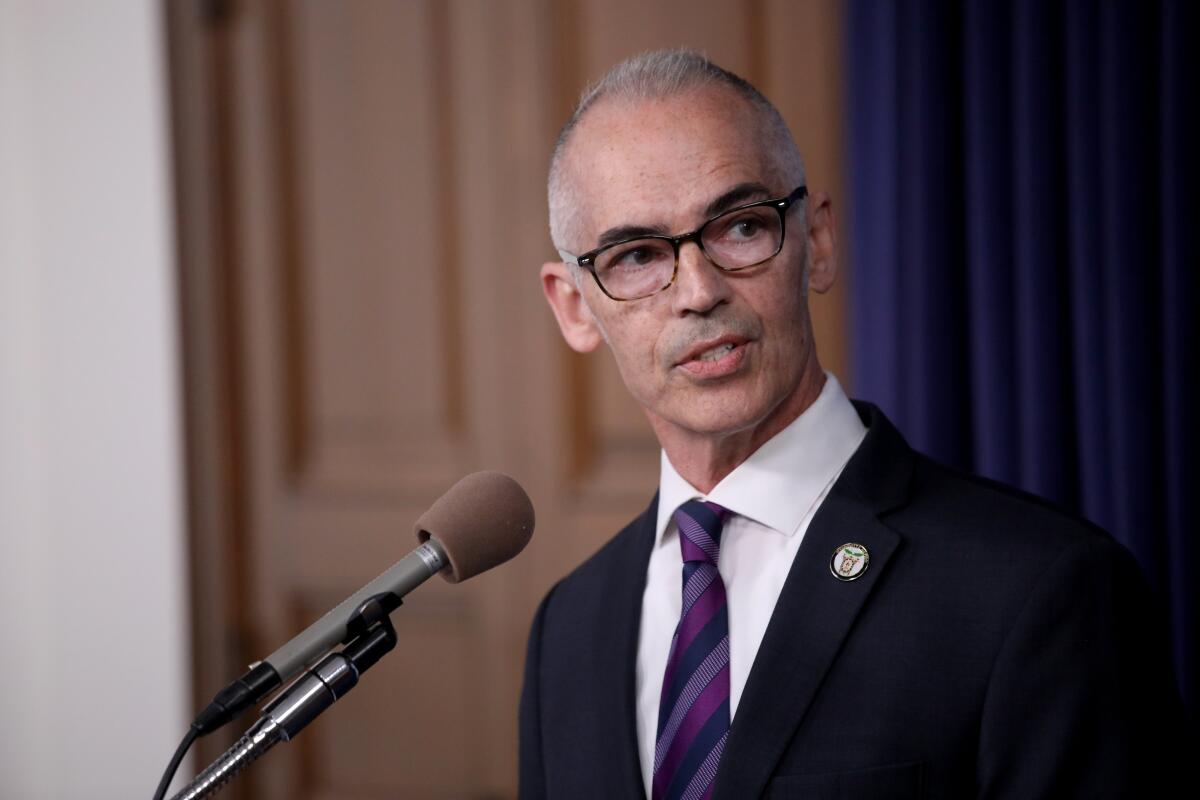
xmin=520 ymin=49 xmax=1184 ymax=799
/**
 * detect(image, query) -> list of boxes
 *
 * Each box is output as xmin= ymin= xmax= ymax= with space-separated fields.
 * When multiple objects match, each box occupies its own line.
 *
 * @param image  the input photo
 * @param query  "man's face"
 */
xmin=543 ymin=87 xmax=835 ymax=446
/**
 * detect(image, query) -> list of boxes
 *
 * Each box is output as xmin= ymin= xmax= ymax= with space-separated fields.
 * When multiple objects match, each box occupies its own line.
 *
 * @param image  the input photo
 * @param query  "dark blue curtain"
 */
xmin=846 ymin=0 xmax=1196 ymax=717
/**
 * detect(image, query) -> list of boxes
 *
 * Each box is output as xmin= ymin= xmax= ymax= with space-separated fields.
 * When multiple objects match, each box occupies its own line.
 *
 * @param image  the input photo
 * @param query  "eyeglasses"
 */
xmin=561 ymin=185 xmax=807 ymax=301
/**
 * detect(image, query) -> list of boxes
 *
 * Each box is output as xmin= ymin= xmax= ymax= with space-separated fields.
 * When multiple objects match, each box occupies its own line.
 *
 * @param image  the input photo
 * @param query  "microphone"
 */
xmin=190 ymin=471 xmax=535 ymax=737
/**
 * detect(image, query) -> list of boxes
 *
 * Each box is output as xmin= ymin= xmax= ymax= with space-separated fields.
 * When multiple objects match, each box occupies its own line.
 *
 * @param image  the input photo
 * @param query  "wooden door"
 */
xmin=166 ymin=1 xmax=846 ymax=797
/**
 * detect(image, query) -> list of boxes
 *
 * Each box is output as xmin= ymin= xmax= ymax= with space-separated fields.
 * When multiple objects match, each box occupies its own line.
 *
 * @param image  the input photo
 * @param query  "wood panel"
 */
xmin=284 ymin=0 xmax=467 ymax=495
xmin=167 ymin=1 xmax=847 ymax=797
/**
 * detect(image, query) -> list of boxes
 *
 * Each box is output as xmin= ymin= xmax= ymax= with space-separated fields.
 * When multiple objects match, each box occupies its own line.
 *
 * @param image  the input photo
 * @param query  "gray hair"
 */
xmin=547 ymin=48 xmax=806 ymax=253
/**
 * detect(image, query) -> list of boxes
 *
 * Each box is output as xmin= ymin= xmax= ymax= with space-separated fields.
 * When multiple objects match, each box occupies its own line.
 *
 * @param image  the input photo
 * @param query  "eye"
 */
xmin=604 ymin=241 xmax=671 ymax=272
xmin=615 ymin=247 xmax=656 ymax=267
xmin=729 ymin=217 xmax=764 ymax=239
xmin=707 ymin=208 xmax=776 ymax=247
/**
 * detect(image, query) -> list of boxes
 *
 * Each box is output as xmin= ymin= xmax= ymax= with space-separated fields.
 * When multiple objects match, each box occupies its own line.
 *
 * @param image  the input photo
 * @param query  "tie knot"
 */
xmin=672 ymin=499 xmax=728 ymax=565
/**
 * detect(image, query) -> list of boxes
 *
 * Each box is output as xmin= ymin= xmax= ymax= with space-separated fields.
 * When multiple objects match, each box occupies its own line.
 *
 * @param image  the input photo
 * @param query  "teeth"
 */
xmin=697 ymin=343 xmax=735 ymax=362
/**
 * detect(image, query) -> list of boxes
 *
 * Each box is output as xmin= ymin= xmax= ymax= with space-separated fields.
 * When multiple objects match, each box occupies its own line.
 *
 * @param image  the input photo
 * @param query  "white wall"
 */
xmin=0 ymin=1 xmax=190 ymax=797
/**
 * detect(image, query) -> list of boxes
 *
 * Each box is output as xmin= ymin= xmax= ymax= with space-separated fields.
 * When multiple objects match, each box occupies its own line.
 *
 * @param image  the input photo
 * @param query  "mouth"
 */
xmin=675 ymin=335 xmax=751 ymax=379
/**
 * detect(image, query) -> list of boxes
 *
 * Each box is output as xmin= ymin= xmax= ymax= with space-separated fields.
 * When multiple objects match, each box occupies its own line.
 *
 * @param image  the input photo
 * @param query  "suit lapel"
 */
xmin=712 ymin=402 xmax=915 ymax=799
xmin=592 ymin=494 xmax=658 ymax=799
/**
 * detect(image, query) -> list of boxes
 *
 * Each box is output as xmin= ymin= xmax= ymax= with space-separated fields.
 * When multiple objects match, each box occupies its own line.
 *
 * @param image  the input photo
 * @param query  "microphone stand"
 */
xmin=170 ymin=594 xmax=400 ymax=800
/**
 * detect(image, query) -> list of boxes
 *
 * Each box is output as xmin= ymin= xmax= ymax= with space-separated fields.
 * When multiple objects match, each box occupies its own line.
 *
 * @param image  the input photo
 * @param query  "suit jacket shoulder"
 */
xmin=520 ymin=497 xmax=656 ymax=799
xmin=894 ymin=448 xmax=1130 ymax=610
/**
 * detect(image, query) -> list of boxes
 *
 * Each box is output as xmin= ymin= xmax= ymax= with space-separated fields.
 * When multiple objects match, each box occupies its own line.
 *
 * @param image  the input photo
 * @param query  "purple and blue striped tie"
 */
xmin=653 ymin=499 xmax=731 ymax=800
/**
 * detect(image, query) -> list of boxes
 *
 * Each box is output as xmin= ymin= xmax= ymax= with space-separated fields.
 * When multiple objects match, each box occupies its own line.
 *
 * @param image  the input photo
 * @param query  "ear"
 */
xmin=805 ymin=191 xmax=838 ymax=294
xmin=541 ymin=260 xmax=605 ymax=353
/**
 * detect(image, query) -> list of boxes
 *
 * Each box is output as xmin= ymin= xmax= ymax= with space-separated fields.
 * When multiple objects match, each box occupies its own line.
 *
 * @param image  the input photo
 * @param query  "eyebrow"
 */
xmin=702 ymin=181 xmax=774 ymax=218
xmin=596 ymin=223 xmax=670 ymax=248
xmin=591 ymin=181 xmax=776 ymax=250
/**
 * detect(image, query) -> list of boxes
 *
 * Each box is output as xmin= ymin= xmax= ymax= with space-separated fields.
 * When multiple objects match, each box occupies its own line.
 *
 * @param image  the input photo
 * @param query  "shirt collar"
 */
xmin=654 ymin=372 xmax=867 ymax=545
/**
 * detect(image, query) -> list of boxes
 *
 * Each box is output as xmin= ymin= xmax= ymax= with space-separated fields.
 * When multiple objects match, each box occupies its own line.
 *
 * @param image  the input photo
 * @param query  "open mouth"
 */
xmin=676 ymin=337 xmax=750 ymax=378
xmin=694 ymin=342 xmax=737 ymax=362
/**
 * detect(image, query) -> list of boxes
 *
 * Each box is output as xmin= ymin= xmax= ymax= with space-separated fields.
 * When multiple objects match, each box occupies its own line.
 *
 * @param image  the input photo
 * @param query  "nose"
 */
xmin=670 ymin=240 xmax=730 ymax=315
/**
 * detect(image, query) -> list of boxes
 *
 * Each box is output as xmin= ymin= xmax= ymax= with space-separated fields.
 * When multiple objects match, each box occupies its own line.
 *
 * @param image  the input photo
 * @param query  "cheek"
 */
xmin=755 ymin=287 xmax=810 ymax=364
xmin=599 ymin=313 xmax=665 ymax=389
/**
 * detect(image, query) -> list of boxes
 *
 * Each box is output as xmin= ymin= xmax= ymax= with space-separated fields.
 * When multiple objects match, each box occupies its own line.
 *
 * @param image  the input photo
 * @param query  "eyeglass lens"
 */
xmin=594 ymin=204 xmax=783 ymax=300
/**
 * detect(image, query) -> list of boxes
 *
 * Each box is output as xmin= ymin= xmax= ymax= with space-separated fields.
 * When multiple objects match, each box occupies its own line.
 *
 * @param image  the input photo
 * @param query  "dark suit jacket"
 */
xmin=519 ymin=401 xmax=1187 ymax=798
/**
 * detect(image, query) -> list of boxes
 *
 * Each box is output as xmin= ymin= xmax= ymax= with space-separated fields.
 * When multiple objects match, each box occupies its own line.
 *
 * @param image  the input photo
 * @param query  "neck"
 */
xmin=655 ymin=364 xmax=827 ymax=494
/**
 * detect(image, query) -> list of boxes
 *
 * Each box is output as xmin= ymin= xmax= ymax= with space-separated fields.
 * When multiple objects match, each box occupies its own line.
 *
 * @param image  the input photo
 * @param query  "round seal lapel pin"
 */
xmin=830 ymin=542 xmax=869 ymax=581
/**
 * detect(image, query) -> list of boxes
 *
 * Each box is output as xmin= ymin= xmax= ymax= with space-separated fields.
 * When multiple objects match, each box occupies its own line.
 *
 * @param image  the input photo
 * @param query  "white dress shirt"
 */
xmin=635 ymin=372 xmax=868 ymax=796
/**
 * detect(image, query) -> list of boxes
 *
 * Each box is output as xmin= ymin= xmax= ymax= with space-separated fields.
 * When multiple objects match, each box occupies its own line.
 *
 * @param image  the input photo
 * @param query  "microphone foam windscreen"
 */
xmin=414 ymin=471 xmax=535 ymax=583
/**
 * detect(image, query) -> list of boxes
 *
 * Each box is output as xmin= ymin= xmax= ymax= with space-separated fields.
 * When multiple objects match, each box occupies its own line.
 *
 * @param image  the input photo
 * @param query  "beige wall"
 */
xmin=0 ymin=1 xmax=189 ymax=796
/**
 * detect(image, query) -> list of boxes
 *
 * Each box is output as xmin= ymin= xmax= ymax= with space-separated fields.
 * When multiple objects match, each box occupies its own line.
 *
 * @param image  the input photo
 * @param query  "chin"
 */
xmin=670 ymin=397 xmax=772 ymax=438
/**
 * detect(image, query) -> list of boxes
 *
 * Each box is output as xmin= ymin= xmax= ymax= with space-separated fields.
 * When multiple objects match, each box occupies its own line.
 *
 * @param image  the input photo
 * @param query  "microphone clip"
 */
xmin=340 ymin=592 xmax=400 ymax=675
xmin=255 ymin=593 xmax=401 ymax=745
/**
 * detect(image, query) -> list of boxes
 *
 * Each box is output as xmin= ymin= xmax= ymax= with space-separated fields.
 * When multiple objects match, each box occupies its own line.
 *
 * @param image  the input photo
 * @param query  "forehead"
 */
xmin=562 ymin=87 xmax=778 ymax=245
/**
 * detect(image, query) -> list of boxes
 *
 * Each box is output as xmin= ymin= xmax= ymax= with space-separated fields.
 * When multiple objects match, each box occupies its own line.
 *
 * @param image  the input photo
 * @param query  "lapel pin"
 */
xmin=830 ymin=542 xmax=869 ymax=581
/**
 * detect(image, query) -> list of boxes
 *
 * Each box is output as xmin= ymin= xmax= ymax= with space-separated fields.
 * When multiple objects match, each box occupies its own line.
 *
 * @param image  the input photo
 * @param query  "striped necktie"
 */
xmin=652 ymin=499 xmax=731 ymax=800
